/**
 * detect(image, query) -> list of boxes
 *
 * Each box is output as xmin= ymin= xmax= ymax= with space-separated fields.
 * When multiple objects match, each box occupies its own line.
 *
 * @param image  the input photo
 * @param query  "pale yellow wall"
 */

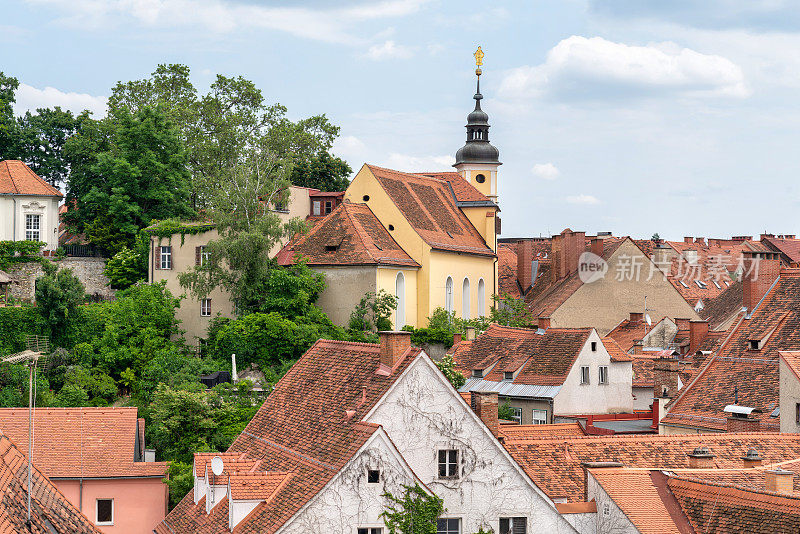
xmin=311 ymin=265 xmax=378 ymax=327
xmin=428 ymin=250 xmax=494 ymax=322
xmin=551 ymin=240 xmax=700 ymax=335
xmin=454 ymin=165 xmax=499 ymax=200
xmin=376 ymin=266 xmax=419 ymax=329
xmin=460 ymin=206 xmax=497 ymax=253
xmin=780 ymin=359 xmax=800 ymax=433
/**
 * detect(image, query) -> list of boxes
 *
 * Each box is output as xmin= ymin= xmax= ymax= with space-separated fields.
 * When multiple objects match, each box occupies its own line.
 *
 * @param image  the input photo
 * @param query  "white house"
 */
xmin=156 ymin=331 xmax=577 ymax=534
xmin=0 ymin=160 xmax=62 ymax=251
xmin=452 ymin=321 xmax=634 ymax=424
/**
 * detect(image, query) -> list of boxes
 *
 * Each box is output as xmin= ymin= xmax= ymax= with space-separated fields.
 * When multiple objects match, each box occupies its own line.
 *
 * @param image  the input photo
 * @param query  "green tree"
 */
xmin=0 ymin=72 xmax=21 ymax=159
xmin=498 ymin=401 xmax=516 ymax=421
xmin=104 ymin=230 xmax=149 ymax=289
xmin=17 ymin=107 xmax=76 ymax=187
xmin=35 ymin=263 xmax=86 ymax=348
xmin=54 ymin=384 xmax=90 ymax=407
xmin=349 ymin=290 xmax=398 ymax=333
xmin=435 ymin=354 xmax=466 ymax=390
xmin=489 ymin=294 xmax=534 ymax=328
xmin=290 ymin=151 xmax=351 ymax=191
xmin=381 ymin=484 xmax=444 ymax=534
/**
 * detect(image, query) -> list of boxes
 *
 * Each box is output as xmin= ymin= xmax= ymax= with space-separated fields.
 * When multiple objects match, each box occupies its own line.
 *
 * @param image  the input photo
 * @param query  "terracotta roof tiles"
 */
xmin=0 ymin=160 xmax=62 ymax=197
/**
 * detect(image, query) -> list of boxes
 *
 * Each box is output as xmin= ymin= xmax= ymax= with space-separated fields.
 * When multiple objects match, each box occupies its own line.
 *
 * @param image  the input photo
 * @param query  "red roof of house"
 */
xmin=602 ymin=337 xmax=632 ymax=362
xmin=452 ymin=323 xmax=592 ymax=386
xmin=699 ymin=279 xmax=744 ymax=329
xmin=228 ymin=472 xmax=292 ymax=501
xmin=781 ymin=351 xmax=800 ymax=382
xmin=497 ymin=243 xmax=523 ymax=299
xmin=367 ymin=165 xmax=494 ymax=256
xmin=0 ymin=160 xmax=62 ymax=197
xmin=762 ymin=235 xmax=800 ymax=264
xmin=276 ymin=201 xmax=419 ymax=268
xmin=498 ymin=422 xmax=586 ymax=440
xmin=413 ymin=171 xmax=494 ymax=204
xmin=0 ymin=407 xmax=168 ymax=479
xmin=661 ymin=269 xmax=800 ymax=432
xmin=158 ymin=339 xmax=422 ymax=534
xmin=0 ymin=431 xmax=101 ymax=533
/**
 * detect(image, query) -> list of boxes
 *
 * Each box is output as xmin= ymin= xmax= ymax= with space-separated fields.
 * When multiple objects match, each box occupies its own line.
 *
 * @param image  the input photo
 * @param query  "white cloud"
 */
xmin=332 ymin=135 xmax=368 ymax=164
xmin=383 ymin=153 xmax=454 ymax=172
xmin=499 ymin=35 xmax=749 ymax=101
xmin=566 ymin=194 xmax=601 ymax=205
xmin=532 ymin=162 xmax=560 ymax=180
xmin=13 ymin=83 xmax=107 ymax=116
xmin=364 ymin=40 xmax=413 ymax=60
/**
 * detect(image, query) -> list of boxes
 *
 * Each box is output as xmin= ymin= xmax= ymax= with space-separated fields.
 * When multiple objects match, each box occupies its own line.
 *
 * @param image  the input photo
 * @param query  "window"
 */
xmin=503 ymin=371 xmax=514 ymax=381
xmin=395 ymin=272 xmax=405 ymax=329
xmin=367 ymin=469 xmax=380 ymax=483
xmin=196 ymin=245 xmax=210 ymax=266
xmin=437 ymin=449 xmax=459 ymax=479
xmin=472 ymin=369 xmax=483 ymax=378
xmin=679 ymin=280 xmax=689 ymax=288
xmin=749 ymin=339 xmax=761 ymax=351
xmin=362 ymin=195 xmax=370 ymax=201
xmin=25 ymin=214 xmax=40 ymax=241
xmin=357 ymin=529 xmax=382 ymax=534
xmin=462 ymin=278 xmax=470 ymax=319
xmin=599 ymin=366 xmax=608 ymax=385
xmin=580 ymin=366 xmax=590 ymax=385
xmin=499 ymin=517 xmax=526 ymax=534
xmin=445 ymin=277 xmax=454 ymax=315
xmin=510 ymin=407 xmax=522 ymax=423
xmin=312 ymin=200 xmax=322 ymax=216
xmin=159 ymin=246 xmax=172 ymax=269
xmin=591 ymin=341 xmax=597 ymax=352
xmin=532 ymin=409 xmax=547 ymax=425
xmin=324 ymin=200 xmax=333 ymax=214
xmin=796 ymin=403 xmax=800 ymax=424
xmin=437 ymin=518 xmax=461 ymax=534
xmin=602 ymin=502 xmax=611 ymax=517
xmin=96 ymin=499 xmax=113 ymax=525
xmin=712 ymin=280 xmax=721 ymax=289
xmin=388 ymin=224 xmax=394 ymax=231
xmin=475 ymin=173 xmax=486 ymax=184
xmin=201 ymin=298 xmax=212 ymax=317
xmin=477 ymin=278 xmax=485 ymax=317
xmin=695 ymin=280 xmax=708 ymax=289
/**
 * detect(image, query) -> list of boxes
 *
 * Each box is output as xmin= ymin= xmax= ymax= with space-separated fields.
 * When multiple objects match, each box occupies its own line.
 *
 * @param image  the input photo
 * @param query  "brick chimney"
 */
xmin=538 ymin=316 xmax=551 ymax=330
xmin=590 ymin=237 xmax=604 ymax=258
xmin=741 ymin=449 xmax=763 ymax=468
xmin=689 ymin=320 xmax=709 ymax=355
xmin=517 ymin=240 xmax=533 ymax=294
xmin=653 ymin=356 xmax=680 ymax=398
xmin=765 ymin=469 xmax=794 ymax=494
xmin=726 ymin=414 xmax=761 ymax=433
xmin=552 ymin=229 xmax=585 ymax=281
xmin=452 ymin=333 xmax=463 ymax=345
xmin=633 ymin=339 xmax=644 ymax=355
xmin=684 ymin=237 xmax=693 ymax=244
xmin=675 ymin=318 xmax=691 ymax=332
xmin=743 ymin=251 xmax=781 ymax=312
xmin=630 ymin=311 xmax=644 ymax=322
xmin=688 ymin=446 xmax=715 ymax=468
xmin=471 ymin=391 xmax=500 ymax=437
xmin=379 ymin=331 xmax=412 ymax=370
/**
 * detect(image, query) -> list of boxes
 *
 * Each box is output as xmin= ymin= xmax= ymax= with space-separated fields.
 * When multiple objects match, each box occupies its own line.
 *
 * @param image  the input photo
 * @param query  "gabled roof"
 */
xmin=366 ymin=165 xmax=495 ymax=256
xmin=0 ymin=160 xmax=62 ymax=197
xmin=0 ymin=432 xmax=101 ymax=533
xmin=452 ymin=323 xmax=592 ymax=387
xmin=158 ymin=339 xmax=422 ymax=533
xmin=498 ymin=422 xmax=585 ymax=440
xmin=276 ymin=201 xmax=419 ymax=268
xmin=497 ymin=243 xmax=523 ymax=299
xmin=780 ymin=350 xmax=800 ymax=382
xmin=602 ymin=337 xmax=632 ymax=362
xmin=413 ymin=171 xmax=495 ymax=205
xmin=661 ymin=269 xmax=800 ymax=432
xmin=699 ymin=279 xmax=744 ymax=329
xmin=0 ymin=407 xmax=168 ymax=479
xmin=762 ymin=235 xmax=800 ymax=264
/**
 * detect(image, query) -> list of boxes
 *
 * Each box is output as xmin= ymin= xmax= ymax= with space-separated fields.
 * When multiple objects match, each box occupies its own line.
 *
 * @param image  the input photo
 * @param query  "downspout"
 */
xmin=12 ymin=197 xmax=17 ymax=241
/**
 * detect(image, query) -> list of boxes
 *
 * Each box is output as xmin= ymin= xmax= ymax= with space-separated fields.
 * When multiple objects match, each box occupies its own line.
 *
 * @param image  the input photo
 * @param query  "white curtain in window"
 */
xmin=395 ymin=272 xmax=405 ymax=329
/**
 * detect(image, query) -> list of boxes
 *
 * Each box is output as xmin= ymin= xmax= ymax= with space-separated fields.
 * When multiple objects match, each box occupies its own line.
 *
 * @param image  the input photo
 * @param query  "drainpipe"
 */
xmin=79 ymin=479 xmax=83 ymax=511
xmin=12 ymin=197 xmax=17 ymax=241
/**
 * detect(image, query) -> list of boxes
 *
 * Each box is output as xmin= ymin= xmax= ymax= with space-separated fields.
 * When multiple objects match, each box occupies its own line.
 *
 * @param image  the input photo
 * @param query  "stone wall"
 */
xmin=6 ymin=257 xmax=114 ymax=302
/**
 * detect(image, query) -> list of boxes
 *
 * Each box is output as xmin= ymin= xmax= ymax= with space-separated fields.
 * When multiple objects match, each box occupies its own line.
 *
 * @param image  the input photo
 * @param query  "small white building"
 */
xmin=0 ymin=160 xmax=62 ymax=251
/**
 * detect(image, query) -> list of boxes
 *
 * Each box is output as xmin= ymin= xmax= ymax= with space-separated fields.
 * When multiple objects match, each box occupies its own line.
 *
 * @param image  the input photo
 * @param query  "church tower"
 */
xmin=454 ymin=46 xmax=501 ymax=202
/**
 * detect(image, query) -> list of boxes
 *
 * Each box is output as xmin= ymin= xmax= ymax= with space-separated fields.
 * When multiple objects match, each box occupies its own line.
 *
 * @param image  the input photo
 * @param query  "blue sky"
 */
xmin=3 ymin=0 xmax=800 ymax=239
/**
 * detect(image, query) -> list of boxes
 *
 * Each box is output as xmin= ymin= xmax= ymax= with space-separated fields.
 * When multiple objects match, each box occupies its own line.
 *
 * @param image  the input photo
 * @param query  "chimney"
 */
xmin=633 ymin=339 xmax=644 ymax=355
xmin=675 ymin=318 xmax=691 ymax=332
xmin=743 ymin=251 xmax=781 ymax=312
xmin=590 ymin=238 xmax=604 ymax=258
xmin=471 ymin=391 xmax=500 ymax=437
xmin=517 ymin=240 xmax=533 ymax=294
xmin=765 ymin=469 xmax=794 ymax=494
xmin=453 ymin=333 xmax=463 ymax=345
xmin=538 ymin=316 xmax=551 ymax=330
xmin=687 ymin=446 xmax=715 ymax=469
xmin=694 ymin=237 xmax=706 ymax=246
xmin=630 ymin=311 xmax=644 ymax=322
xmin=741 ymin=449 xmax=763 ymax=468
xmin=688 ymin=320 xmax=709 ymax=355
xmin=684 ymin=237 xmax=693 ymax=244
xmin=465 ymin=326 xmax=476 ymax=341
xmin=568 ymin=231 xmax=586 ymax=276
xmin=552 ymin=229 xmax=585 ymax=281
xmin=653 ymin=355 xmax=680 ymax=398
xmin=379 ymin=331 xmax=412 ymax=370
xmin=726 ymin=413 xmax=761 ymax=433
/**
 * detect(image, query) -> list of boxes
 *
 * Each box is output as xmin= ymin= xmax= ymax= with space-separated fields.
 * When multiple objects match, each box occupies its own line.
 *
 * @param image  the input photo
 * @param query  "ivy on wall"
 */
xmin=0 ymin=241 xmax=46 ymax=270
xmin=145 ymin=218 xmax=215 ymax=246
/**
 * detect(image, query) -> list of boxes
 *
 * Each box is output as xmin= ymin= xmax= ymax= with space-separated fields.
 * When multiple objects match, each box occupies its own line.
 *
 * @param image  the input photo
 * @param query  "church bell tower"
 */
xmin=453 ymin=46 xmax=501 ymax=202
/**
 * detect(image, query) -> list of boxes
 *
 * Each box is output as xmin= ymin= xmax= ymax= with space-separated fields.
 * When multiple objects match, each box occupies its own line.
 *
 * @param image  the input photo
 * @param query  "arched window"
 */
xmin=478 ymin=278 xmax=485 ymax=317
xmin=445 ymin=276 xmax=454 ymax=315
xmin=395 ymin=272 xmax=405 ymax=329
xmin=462 ymin=278 xmax=470 ymax=319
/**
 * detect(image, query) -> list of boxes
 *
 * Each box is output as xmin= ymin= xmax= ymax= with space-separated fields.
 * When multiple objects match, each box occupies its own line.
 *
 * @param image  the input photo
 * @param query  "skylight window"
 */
xmin=712 ymin=280 xmax=721 ymax=289
xmin=695 ymin=280 xmax=707 ymax=289
xmin=679 ymin=280 xmax=689 ymax=288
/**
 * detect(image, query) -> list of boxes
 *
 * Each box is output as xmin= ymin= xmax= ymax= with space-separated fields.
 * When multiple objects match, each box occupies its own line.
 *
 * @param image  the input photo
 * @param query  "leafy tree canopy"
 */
xmin=35 ymin=263 xmax=86 ymax=348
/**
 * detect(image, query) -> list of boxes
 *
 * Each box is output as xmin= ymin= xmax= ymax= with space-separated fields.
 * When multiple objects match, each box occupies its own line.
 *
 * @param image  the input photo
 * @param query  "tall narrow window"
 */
xmin=312 ymin=200 xmax=321 ymax=216
xmin=395 ymin=272 xmax=405 ymax=329
xmin=437 ymin=449 xmax=459 ymax=479
xmin=445 ymin=276 xmax=454 ymax=315
xmin=500 ymin=517 xmax=527 ymax=534
xmin=200 ymin=298 xmax=211 ymax=317
xmin=599 ymin=366 xmax=609 ymax=385
xmin=580 ymin=366 xmax=590 ymax=385
xmin=96 ymin=499 xmax=113 ymax=525
xmin=462 ymin=278 xmax=470 ymax=319
xmin=160 ymin=246 xmax=172 ymax=270
xmin=477 ymin=278 xmax=485 ymax=317
xmin=324 ymin=200 xmax=333 ymax=214
xmin=25 ymin=214 xmax=40 ymax=241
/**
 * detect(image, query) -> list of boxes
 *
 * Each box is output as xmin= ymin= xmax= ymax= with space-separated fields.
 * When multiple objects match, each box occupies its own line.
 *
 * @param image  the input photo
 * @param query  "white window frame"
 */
xmin=599 ymin=365 xmax=609 ymax=385
xmin=462 ymin=277 xmax=470 ymax=320
xmin=25 ymin=214 xmax=41 ymax=241
xmin=499 ymin=516 xmax=527 ymax=534
xmin=312 ymin=200 xmax=322 ymax=216
xmin=395 ymin=272 xmax=405 ymax=329
xmin=160 ymin=246 xmax=172 ymax=270
xmin=437 ymin=449 xmax=459 ymax=479
xmin=445 ymin=276 xmax=454 ymax=315
xmin=436 ymin=517 xmax=462 ymax=534
xmin=580 ymin=365 xmax=590 ymax=385
xmin=95 ymin=498 xmax=114 ymax=526
xmin=199 ymin=245 xmax=210 ymax=266
xmin=324 ymin=200 xmax=333 ymax=214
xmin=356 ymin=528 xmax=383 ymax=534
xmin=200 ymin=298 xmax=212 ymax=317
xmin=477 ymin=278 xmax=485 ymax=317
xmin=510 ymin=406 xmax=522 ymax=423
xmin=532 ymin=409 xmax=547 ymax=425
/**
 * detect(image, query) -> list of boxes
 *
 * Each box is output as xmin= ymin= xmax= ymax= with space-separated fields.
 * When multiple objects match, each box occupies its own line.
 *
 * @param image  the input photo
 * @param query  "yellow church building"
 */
xmin=278 ymin=52 xmax=502 ymax=328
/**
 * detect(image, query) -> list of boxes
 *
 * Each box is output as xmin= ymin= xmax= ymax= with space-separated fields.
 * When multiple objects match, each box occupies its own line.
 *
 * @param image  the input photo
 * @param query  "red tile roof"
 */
xmin=699 ymin=280 xmax=744 ymax=329
xmin=0 ymin=407 xmax=168 ymax=479
xmin=504 ymin=432 xmax=800 ymax=502
xmin=413 ymin=171 xmax=493 ymax=204
xmin=367 ymin=165 xmax=494 ymax=256
xmin=762 ymin=235 xmax=800 ymax=264
xmin=602 ymin=337 xmax=632 ymax=362
xmin=228 ymin=472 xmax=292 ymax=501
xmin=452 ymin=323 xmax=592 ymax=386
xmin=0 ymin=431 xmax=101 ymax=533
xmin=0 ymin=160 xmax=62 ymax=197
xmin=661 ymin=270 xmax=800 ymax=432
xmin=158 ymin=339 xmax=422 ymax=533
xmin=276 ymin=201 xmax=419 ymax=268
xmin=498 ymin=422 xmax=585 ymax=440
xmin=497 ymin=243 xmax=522 ymax=299
xmin=780 ymin=351 xmax=800 ymax=382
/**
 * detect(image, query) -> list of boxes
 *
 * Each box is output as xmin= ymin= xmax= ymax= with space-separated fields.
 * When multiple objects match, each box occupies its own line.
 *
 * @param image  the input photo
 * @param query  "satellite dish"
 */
xmin=645 ymin=314 xmax=652 ymax=326
xmin=211 ymin=456 xmax=224 ymax=476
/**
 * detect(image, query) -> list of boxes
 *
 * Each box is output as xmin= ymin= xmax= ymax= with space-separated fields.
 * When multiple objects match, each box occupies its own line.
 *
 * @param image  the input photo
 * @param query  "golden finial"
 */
xmin=474 ymin=46 xmax=484 ymax=76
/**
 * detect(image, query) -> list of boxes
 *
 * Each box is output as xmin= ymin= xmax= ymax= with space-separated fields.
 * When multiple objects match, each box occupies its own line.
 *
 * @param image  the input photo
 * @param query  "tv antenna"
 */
xmin=2 ymin=335 xmax=50 ymax=523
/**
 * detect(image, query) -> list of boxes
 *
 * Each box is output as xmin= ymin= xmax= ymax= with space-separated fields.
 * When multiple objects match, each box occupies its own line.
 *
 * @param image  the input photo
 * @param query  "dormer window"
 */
xmin=749 ymin=339 xmax=762 ymax=351
xmin=503 ymin=371 xmax=513 ymax=381
xmin=679 ymin=280 xmax=689 ymax=288
xmin=325 ymin=245 xmax=338 ymax=252
xmin=472 ymin=369 xmax=483 ymax=378
xmin=695 ymin=280 xmax=707 ymax=289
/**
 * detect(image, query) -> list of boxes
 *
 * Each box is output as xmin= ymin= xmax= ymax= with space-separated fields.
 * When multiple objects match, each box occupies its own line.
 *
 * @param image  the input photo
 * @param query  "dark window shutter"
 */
xmin=500 ymin=518 xmax=510 ymax=534
xmin=196 ymin=246 xmax=201 ymax=265
xmin=512 ymin=518 xmax=526 ymax=534
xmin=495 ymin=215 xmax=502 ymax=235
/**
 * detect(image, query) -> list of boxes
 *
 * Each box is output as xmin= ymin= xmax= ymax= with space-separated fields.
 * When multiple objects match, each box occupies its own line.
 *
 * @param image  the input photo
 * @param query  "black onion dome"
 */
xmin=454 ymin=78 xmax=500 ymax=166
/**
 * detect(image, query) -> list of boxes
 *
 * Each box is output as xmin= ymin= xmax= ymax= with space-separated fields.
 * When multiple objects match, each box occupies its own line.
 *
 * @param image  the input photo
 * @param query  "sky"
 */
xmin=3 ymin=0 xmax=800 ymax=240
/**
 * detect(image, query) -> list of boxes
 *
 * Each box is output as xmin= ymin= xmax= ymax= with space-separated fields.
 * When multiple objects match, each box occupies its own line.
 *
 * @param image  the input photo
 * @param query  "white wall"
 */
xmin=632 ymin=387 xmax=654 ymax=412
xmin=0 ymin=195 xmax=60 ymax=250
xmin=554 ymin=331 xmax=633 ymax=415
xmin=366 ymin=356 xmax=577 ymax=534
xmin=586 ymin=473 xmax=639 ymax=534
